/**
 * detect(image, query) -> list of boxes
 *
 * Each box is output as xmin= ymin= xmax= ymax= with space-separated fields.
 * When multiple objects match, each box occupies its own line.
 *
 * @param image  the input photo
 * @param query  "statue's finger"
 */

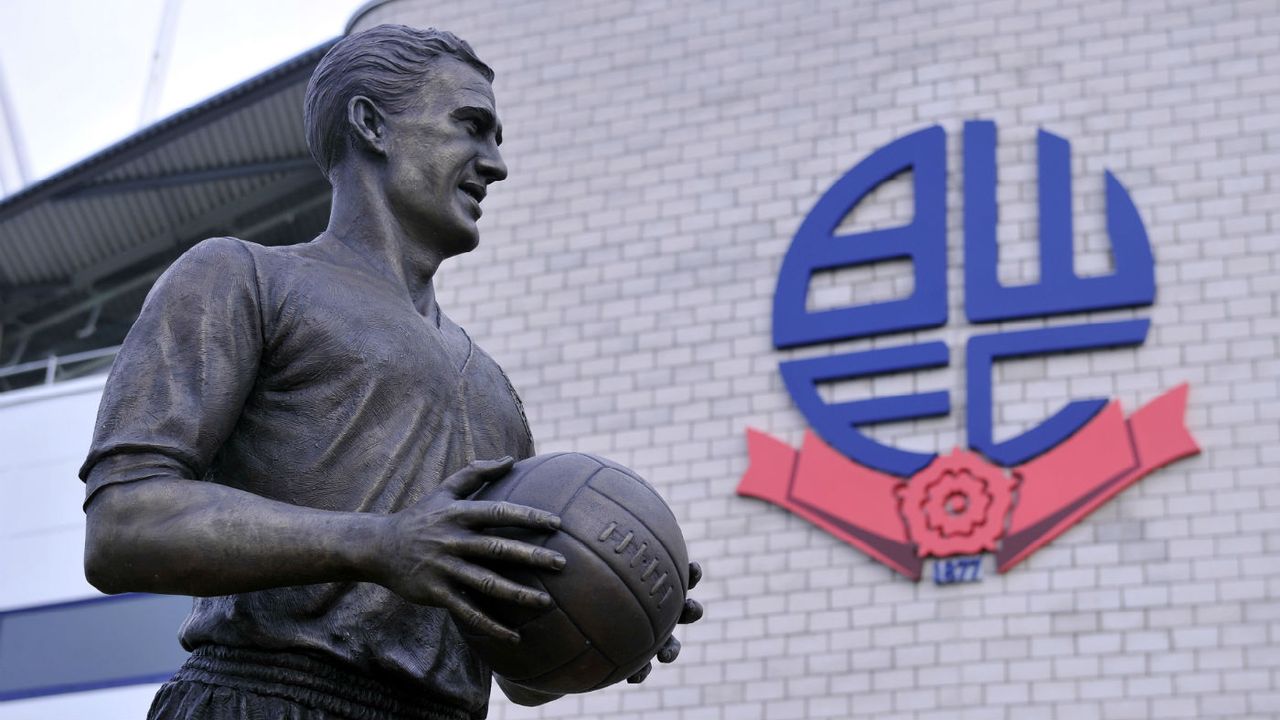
xmin=679 ymin=598 xmax=703 ymax=624
xmin=445 ymin=592 xmax=520 ymax=644
xmin=440 ymin=457 xmax=514 ymax=498
xmin=454 ymin=499 xmax=560 ymax=531
xmin=688 ymin=561 xmax=703 ymax=589
xmin=446 ymin=559 xmax=553 ymax=608
xmin=657 ymin=635 xmax=681 ymax=663
xmin=626 ymin=661 xmax=653 ymax=684
xmin=458 ymin=536 xmax=566 ymax=570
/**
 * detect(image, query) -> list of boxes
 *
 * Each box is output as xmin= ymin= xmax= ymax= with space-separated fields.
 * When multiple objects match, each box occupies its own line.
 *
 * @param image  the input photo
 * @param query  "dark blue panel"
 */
xmin=965 ymin=319 xmax=1151 ymax=465
xmin=963 ymin=121 xmax=1156 ymax=323
xmin=778 ymin=341 xmax=950 ymax=476
xmin=0 ymin=594 xmax=189 ymax=701
xmin=773 ymin=125 xmax=948 ymax=349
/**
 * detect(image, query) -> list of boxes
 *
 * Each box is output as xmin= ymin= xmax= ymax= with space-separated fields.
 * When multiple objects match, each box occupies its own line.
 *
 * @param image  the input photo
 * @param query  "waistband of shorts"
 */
xmin=175 ymin=645 xmax=476 ymax=720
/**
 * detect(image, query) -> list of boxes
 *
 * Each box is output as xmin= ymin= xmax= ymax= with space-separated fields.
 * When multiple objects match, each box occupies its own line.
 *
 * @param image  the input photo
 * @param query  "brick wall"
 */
xmin=353 ymin=2 xmax=1279 ymax=718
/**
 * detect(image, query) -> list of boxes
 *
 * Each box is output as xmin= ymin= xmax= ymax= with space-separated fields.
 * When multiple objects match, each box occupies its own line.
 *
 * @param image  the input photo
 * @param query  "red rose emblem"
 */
xmin=896 ymin=449 xmax=1016 ymax=558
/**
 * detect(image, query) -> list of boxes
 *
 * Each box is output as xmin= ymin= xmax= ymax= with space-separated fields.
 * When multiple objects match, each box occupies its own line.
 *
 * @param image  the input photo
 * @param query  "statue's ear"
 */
xmin=347 ymin=95 xmax=388 ymax=158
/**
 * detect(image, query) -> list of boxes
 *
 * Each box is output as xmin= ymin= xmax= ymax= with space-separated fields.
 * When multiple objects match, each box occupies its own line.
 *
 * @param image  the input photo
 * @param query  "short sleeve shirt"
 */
xmin=80 ymin=236 xmax=535 ymax=717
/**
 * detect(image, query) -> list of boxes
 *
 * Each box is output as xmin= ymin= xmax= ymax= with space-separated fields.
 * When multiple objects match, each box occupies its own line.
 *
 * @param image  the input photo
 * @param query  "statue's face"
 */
xmin=382 ymin=57 xmax=506 ymax=257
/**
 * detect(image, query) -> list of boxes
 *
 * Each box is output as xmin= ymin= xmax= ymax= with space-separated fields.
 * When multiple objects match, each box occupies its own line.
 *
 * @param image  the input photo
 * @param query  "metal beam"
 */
xmin=0 ymin=56 xmax=32 ymax=193
xmin=55 ymin=157 xmax=320 ymax=200
xmin=228 ymin=182 xmax=332 ymax=241
xmin=6 ymin=270 xmax=163 ymax=344
xmin=0 ymin=280 xmax=65 ymax=299
xmin=139 ymin=0 xmax=184 ymax=126
xmin=0 ymin=344 xmax=121 ymax=379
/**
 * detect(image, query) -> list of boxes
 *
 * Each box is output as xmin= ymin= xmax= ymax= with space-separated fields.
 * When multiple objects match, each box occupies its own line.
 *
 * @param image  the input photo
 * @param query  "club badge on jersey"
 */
xmin=738 ymin=121 xmax=1200 ymax=582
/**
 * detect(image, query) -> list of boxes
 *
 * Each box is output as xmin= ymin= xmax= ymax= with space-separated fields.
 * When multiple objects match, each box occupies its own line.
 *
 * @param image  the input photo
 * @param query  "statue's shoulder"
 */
xmin=172 ymin=236 xmax=324 ymax=284
xmin=155 ymin=237 xmax=325 ymax=313
xmin=175 ymin=235 xmax=256 ymax=266
xmin=147 ymin=237 xmax=259 ymax=302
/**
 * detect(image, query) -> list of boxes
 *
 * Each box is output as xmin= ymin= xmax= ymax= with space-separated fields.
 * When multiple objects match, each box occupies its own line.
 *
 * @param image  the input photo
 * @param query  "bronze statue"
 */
xmin=80 ymin=24 xmax=701 ymax=720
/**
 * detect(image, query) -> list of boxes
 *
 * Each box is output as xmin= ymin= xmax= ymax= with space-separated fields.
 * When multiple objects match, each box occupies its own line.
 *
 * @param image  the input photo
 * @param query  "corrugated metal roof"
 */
xmin=0 ymin=39 xmax=333 ymax=288
xmin=0 ymin=39 xmax=337 ymax=384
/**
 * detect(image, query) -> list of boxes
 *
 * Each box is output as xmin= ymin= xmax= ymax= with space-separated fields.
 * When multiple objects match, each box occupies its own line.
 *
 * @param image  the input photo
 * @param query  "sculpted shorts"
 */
xmin=147 ymin=646 xmax=476 ymax=720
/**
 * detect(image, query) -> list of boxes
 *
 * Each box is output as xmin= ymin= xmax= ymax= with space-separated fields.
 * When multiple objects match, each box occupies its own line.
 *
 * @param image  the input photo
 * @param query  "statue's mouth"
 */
xmin=459 ymin=182 xmax=486 ymax=204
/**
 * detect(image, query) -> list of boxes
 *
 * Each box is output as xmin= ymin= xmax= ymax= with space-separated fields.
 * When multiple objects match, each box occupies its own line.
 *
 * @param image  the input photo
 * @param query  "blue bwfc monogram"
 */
xmin=772 ymin=120 xmax=1156 ymax=476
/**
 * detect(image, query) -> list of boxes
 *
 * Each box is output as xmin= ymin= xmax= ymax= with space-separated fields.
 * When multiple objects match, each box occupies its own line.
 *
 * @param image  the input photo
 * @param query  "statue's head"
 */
xmin=304 ymin=25 xmax=493 ymax=178
xmin=304 ymin=25 xmax=506 ymax=256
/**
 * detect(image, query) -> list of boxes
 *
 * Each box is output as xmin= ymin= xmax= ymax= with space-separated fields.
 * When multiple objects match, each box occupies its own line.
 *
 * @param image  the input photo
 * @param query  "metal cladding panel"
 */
xmin=0 ymin=594 xmax=191 ymax=701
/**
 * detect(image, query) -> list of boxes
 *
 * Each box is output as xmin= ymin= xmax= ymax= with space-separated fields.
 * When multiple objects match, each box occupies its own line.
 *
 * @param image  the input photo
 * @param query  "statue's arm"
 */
xmin=84 ymin=476 xmax=386 ymax=596
xmin=83 ymin=456 xmax=565 ymax=642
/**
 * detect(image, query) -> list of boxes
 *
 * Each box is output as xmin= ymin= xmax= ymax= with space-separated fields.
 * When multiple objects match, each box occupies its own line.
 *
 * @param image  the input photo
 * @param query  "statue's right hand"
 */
xmin=375 ymin=456 xmax=564 ymax=643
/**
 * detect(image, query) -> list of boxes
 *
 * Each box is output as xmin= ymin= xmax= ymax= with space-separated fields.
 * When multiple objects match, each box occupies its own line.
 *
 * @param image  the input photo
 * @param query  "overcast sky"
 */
xmin=0 ymin=0 xmax=362 ymax=186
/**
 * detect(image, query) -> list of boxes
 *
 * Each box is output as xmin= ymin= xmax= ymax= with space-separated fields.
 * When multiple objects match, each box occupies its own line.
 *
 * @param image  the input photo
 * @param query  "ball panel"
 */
xmin=555 ymin=486 xmax=685 ymax=639
xmin=479 ymin=453 xmax=562 ymax=503
xmin=498 ymin=453 xmax=602 ymax=516
xmin=579 ymin=453 xmax=652 ymax=487
xmin=587 ymin=466 xmax=690 ymax=588
xmin=596 ymin=659 xmax=646 ymax=691
xmin=538 ymin=530 xmax=656 ymax=665
xmin=477 ymin=606 xmax=590 ymax=683
xmin=521 ymin=644 xmax=615 ymax=695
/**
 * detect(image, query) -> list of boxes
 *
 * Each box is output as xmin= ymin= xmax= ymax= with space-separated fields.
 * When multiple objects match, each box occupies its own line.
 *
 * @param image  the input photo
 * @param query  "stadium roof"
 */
xmin=0 ymin=39 xmax=336 ymax=388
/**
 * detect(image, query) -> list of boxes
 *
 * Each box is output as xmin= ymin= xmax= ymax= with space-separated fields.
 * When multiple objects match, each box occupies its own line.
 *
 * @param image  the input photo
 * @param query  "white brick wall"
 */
xmin=349 ymin=2 xmax=1280 ymax=718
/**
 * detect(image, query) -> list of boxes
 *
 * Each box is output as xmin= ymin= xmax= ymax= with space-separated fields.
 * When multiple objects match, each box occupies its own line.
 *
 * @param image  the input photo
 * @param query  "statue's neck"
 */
xmin=323 ymin=174 xmax=444 ymax=317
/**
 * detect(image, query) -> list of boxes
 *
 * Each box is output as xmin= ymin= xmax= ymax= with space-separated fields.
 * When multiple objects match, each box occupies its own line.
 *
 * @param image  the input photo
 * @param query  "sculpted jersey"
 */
xmin=80 ymin=236 xmax=535 ymax=717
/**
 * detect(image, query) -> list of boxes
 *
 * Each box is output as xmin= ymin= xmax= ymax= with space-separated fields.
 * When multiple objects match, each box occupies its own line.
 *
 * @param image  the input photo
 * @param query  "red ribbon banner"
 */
xmin=737 ymin=384 xmax=1200 ymax=580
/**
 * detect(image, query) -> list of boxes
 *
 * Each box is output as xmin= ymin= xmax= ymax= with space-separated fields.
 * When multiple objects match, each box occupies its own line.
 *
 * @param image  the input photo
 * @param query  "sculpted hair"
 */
xmin=304 ymin=24 xmax=494 ymax=178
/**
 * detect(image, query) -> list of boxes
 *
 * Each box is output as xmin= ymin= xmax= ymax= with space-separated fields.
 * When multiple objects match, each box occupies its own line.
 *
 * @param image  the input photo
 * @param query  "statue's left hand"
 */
xmin=627 ymin=561 xmax=704 ymax=684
